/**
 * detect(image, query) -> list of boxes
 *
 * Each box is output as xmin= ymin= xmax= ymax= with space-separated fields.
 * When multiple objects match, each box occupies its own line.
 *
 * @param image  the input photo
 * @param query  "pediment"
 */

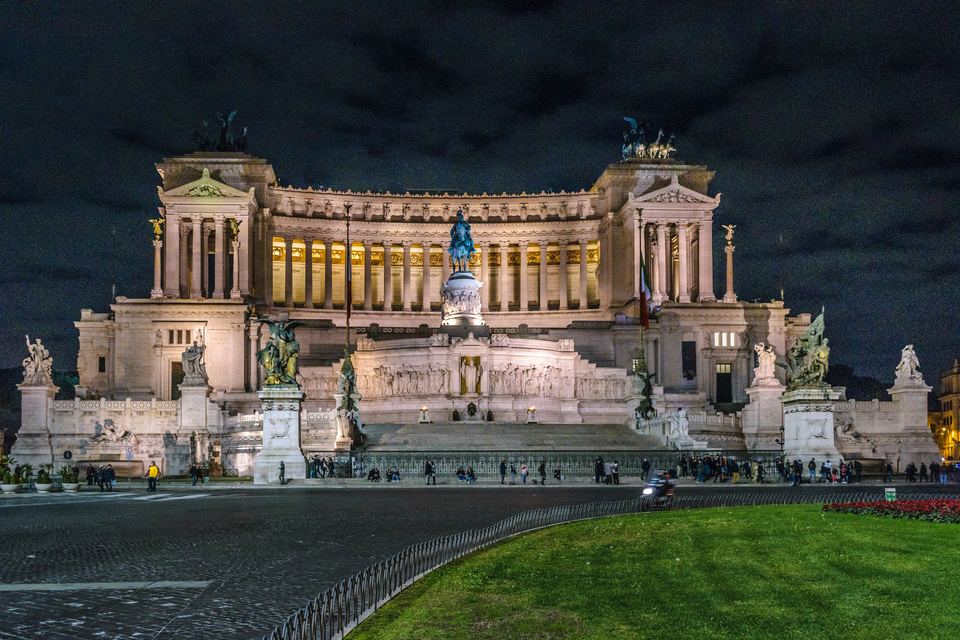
xmin=161 ymin=168 xmax=255 ymax=199
xmin=636 ymin=176 xmax=717 ymax=205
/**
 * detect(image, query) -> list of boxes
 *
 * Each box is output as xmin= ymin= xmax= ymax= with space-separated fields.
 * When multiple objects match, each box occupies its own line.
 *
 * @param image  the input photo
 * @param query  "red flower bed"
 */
xmin=822 ymin=499 xmax=960 ymax=524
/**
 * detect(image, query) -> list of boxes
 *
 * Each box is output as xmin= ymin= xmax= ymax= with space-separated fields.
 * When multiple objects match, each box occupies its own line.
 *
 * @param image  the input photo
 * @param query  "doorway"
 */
xmin=715 ymin=363 xmax=732 ymax=403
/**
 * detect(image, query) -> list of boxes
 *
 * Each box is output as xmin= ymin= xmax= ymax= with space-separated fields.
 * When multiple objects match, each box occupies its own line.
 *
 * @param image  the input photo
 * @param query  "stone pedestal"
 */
xmin=780 ymin=387 xmax=842 ymax=462
xmin=743 ymin=379 xmax=785 ymax=450
xmin=888 ymin=381 xmax=939 ymax=463
xmin=253 ymin=386 xmax=306 ymax=485
xmin=440 ymin=271 xmax=484 ymax=326
xmin=179 ymin=383 xmax=211 ymax=469
xmin=13 ymin=382 xmax=58 ymax=467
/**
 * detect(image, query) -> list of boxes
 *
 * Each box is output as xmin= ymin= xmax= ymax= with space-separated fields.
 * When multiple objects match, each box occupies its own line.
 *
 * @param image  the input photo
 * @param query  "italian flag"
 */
xmin=640 ymin=259 xmax=652 ymax=328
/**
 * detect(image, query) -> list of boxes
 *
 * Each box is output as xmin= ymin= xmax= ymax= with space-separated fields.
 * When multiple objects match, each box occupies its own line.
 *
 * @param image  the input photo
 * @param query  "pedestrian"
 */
xmin=424 ymin=460 xmax=432 ymax=485
xmin=680 ymin=454 xmax=688 ymax=477
xmin=86 ymin=464 xmax=95 ymax=486
xmin=539 ymin=460 xmax=547 ymax=485
xmin=554 ymin=465 xmax=562 ymax=482
xmin=920 ymin=463 xmax=929 ymax=482
xmin=808 ymin=458 xmax=817 ymax=484
xmin=146 ymin=461 xmax=159 ymax=492
xmin=854 ymin=459 xmax=863 ymax=483
xmin=500 ymin=460 xmax=507 ymax=485
xmin=939 ymin=462 xmax=947 ymax=484
xmin=510 ymin=462 xmax=517 ymax=485
xmin=594 ymin=456 xmax=603 ymax=484
xmin=755 ymin=460 xmax=765 ymax=484
xmin=279 ymin=460 xmax=286 ymax=485
xmin=603 ymin=460 xmax=613 ymax=484
xmin=104 ymin=464 xmax=115 ymax=492
xmin=730 ymin=459 xmax=740 ymax=484
xmin=885 ymin=461 xmax=894 ymax=482
xmin=189 ymin=464 xmax=198 ymax=486
xmin=196 ymin=464 xmax=204 ymax=485
xmin=641 ymin=458 xmax=651 ymax=481
xmin=521 ymin=462 xmax=529 ymax=484
xmin=612 ymin=460 xmax=620 ymax=485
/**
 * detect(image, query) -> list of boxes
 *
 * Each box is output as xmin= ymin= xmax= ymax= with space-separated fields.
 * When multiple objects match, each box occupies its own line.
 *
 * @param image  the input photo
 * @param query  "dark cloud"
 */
xmin=1 ymin=0 xmax=960 ymax=383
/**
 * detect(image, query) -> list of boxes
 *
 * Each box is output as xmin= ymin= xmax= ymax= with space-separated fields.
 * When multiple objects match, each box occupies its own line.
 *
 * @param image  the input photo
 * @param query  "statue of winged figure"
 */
xmin=722 ymin=224 xmax=736 ymax=244
xmin=254 ymin=319 xmax=304 ymax=387
xmin=149 ymin=218 xmax=165 ymax=240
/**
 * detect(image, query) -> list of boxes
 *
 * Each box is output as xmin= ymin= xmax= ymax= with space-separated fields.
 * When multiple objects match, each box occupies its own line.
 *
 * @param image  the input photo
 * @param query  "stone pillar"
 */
xmin=201 ymin=226 xmax=211 ymax=298
xmin=421 ymin=242 xmax=431 ymax=312
xmin=230 ymin=238 xmax=242 ymax=300
xmin=499 ymin=243 xmax=510 ymax=311
xmin=402 ymin=241 xmax=412 ymax=311
xmin=677 ymin=223 xmax=691 ymax=303
xmin=213 ymin=215 xmax=226 ymax=298
xmin=13 ymin=381 xmax=57 ymax=468
xmin=479 ymin=242 xmax=489 ymax=311
xmin=179 ymin=383 xmax=210 ymax=461
xmin=656 ymin=223 xmax=668 ymax=303
xmin=539 ymin=241 xmax=549 ymax=311
xmin=284 ymin=237 xmax=294 ymax=308
xmin=191 ymin=218 xmax=203 ymax=298
xmin=559 ymin=241 xmax=568 ymax=310
xmin=578 ymin=239 xmax=588 ymax=309
xmin=304 ymin=238 xmax=314 ymax=309
xmin=441 ymin=242 xmax=450 ymax=283
xmin=633 ymin=218 xmax=643 ymax=300
xmin=248 ymin=324 xmax=260 ymax=392
xmin=383 ymin=242 xmax=393 ymax=310
xmin=324 ymin=239 xmax=334 ymax=310
xmin=724 ymin=244 xmax=737 ymax=303
xmin=650 ymin=241 xmax=661 ymax=304
xmin=180 ymin=223 xmax=190 ymax=298
xmin=363 ymin=240 xmax=373 ymax=310
xmin=520 ymin=242 xmax=529 ymax=311
xmin=742 ymin=379 xmax=785 ymax=451
xmin=780 ymin=388 xmax=842 ymax=461
xmin=162 ymin=211 xmax=180 ymax=298
xmin=698 ymin=220 xmax=716 ymax=302
xmin=151 ymin=239 xmax=163 ymax=299
xmin=253 ymin=387 xmax=307 ymax=485
xmin=239 ymin=212 xmax=252 ymax=296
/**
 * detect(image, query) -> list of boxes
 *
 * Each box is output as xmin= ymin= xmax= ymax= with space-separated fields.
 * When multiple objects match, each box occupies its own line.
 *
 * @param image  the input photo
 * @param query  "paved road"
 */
xmin=0 ymin=480 xmax=953 ymax=640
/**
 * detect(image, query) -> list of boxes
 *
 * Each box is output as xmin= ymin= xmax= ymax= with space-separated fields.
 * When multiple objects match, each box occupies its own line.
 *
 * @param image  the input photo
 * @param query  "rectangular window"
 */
xmin=681 ymin=341 xmax=697 ymax=382
xmin=185 ymin=330 xmax=191 ymax=344
xmin=632 ymin=357 xmax=641 ymax=374
xmin=98 ymin=356 xmax=106 ymax=373
xmin=714 ymin=333 xmax=719 ymax=347
xmin=721 ymin=333 xmax=728 ymax=347
xmin=168 ymin=330 xmax=175 ymax=344
xmin=177 ymin=329 xmax=183 ymax=344
xmin=716 ymin=363 xmax=731 ymax=374
xmin=729 ymin=332 xmax=736 ymax=346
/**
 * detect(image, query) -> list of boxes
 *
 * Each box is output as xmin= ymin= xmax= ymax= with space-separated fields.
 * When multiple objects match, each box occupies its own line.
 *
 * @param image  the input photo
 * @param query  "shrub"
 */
xmin=823 ymin=499 xmax=960 ymax=524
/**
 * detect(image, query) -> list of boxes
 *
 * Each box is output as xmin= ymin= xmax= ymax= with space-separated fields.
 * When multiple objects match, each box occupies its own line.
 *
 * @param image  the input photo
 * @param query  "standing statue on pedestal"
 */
xmin=753 ymin=342 xmax=777 ymax=381
xmin=181 ymin=339 xmax=208 ymax=385
xmin=255 ymin=320 xmax=303 ymax=387
xmin=895 ymin=344 xmax=923 ymax=385
xmin=448 ymin=209 xmax=475 ymax=272
xmin=22 ymin=335 xmax=53 ymax=385
xmin=780 ymin=308 xmax=830 ymax=390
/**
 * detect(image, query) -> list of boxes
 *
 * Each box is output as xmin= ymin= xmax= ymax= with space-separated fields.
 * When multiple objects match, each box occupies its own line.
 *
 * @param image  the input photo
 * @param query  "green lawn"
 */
xmin=350 ymin=505 xmax=960 ymax=639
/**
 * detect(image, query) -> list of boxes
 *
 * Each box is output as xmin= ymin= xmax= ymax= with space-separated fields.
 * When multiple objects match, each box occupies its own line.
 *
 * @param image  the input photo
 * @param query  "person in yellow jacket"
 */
xmin=147 ymin=461 xmax=160 ymax=492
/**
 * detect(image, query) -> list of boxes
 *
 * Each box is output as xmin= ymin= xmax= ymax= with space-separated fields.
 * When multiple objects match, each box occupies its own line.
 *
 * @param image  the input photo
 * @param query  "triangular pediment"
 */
xmin=636 ymin=176 xmax=716 ymax=205
xmin=161 ymin=168 xmax=255 ymax=199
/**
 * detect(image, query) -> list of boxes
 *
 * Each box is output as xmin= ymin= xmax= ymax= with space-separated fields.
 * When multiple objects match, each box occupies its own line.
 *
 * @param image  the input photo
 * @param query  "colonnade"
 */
xmin=642 ymin=219 xmax=714 ymax=305
xmin=270 ymin=237 xmax=598 ymax=312
xmin=160 ymin=213 xmax=244 ymax=300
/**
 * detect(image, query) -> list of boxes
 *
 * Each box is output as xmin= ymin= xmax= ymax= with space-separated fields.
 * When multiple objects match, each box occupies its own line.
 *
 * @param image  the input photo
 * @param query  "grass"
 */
xmin=349 ymin=505 xmax=960 ymax=639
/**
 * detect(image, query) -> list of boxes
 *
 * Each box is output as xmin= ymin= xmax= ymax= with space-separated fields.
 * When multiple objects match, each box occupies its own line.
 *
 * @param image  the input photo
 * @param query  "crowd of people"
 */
xmin=308 ymin=455 xmax=337 ymax=479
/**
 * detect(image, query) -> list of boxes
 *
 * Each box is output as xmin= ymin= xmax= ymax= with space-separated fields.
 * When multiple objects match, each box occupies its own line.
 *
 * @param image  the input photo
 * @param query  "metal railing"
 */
xmin=260 ymin=489 xmax=959 ymax=640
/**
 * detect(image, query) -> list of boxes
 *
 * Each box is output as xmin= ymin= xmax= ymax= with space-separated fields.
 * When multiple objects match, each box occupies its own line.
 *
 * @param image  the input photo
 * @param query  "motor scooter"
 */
xmin=642 ymin=471 xmax=675 ymax=507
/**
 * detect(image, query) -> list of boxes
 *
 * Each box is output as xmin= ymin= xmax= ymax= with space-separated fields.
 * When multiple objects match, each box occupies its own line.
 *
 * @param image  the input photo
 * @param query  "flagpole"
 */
xmin=344 ymin=203 xmax=352 ymax=355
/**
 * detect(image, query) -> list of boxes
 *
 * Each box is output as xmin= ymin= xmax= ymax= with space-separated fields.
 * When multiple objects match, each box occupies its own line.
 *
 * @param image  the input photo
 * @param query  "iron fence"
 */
xmin=301 ymin=449 xmax=784 ymax=480
xmin=260 ymin=489 xmax=958 ymax=640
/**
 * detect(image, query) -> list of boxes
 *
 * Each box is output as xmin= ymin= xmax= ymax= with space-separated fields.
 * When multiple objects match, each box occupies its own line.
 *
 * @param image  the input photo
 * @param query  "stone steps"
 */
xmin=360 ymin=421 xmax=664 ymax=451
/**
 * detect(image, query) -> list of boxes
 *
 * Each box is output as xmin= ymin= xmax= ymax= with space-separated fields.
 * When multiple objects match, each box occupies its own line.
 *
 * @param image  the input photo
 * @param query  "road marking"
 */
xmin=0 ymin=581 xmax=211 ymax=592
xmin=130 ymin=493 xmax=171 ymax=500
xmin=152 ymin=494 xmax=210 ymax=501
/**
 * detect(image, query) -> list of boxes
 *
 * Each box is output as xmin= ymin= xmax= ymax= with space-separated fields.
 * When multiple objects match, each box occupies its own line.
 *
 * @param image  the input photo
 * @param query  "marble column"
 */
xmin=262 ymin=227 xmax=273 ymax=306
xmin=213 ymin=215 xmax=226 ymax=298
xmin=363 ymin=240 xmax=373 ymax=310
xmin=698 ymin=220 xmax=716 ymax=302
xmin=151 ymin=238 xmax=163 ymax=299
xmin=656 ymin=222 xmax=668 ymax=303
xmin=230 ymin=238 xmax=241 ymax=299
xmin=633 ymin=217 xmax=643 ymax=300
xmin=324 ymin=239 xmax=334 ymax=310
xmin=162 ymin=211 xmax=180 ymax=298
xmin=248 ymin=324 xmax=260 ymax=392
xmin=383 ymin=242 xmax=393 ymax=310
xmin=440 ymin=242 xmax=450 ymax=283
xmin=284 ymin=237 xmax=294 ymax=308
xmin=421 ymin=242 xmax=431 ymax=312
xmin=578 ymin=239 xmax=588 ymax=309
xmin=479 ymin=242 xmax=489 ymax=311
xmin=499 ymin=243 xmax=510 ymax=311
xmin=191 ymin=218 xmax=202 ymax=298
xmin=559 ymin=241 xmax=568 ymax=310
xmin=677 ymin=223 xmax=691 ymax=303
xmin=402 ymin=241 xmax=412 ymax=311
xmin=539 ymin=241 xmax=549 ymax=311
xmin=724 ymin=244 xmax=737 ymax=303
xmin=651 ymin=242 xmax=661 ymax=303
xmin=520 ymin=242 xmax=529 ymax=311
xmin=304 ymin=238 xmax=314 ymax=309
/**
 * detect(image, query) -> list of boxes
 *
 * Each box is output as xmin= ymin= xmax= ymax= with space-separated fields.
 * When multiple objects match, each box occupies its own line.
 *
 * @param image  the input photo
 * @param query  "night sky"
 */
xmin=2 ymin=2 xmax=959 ymax=384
